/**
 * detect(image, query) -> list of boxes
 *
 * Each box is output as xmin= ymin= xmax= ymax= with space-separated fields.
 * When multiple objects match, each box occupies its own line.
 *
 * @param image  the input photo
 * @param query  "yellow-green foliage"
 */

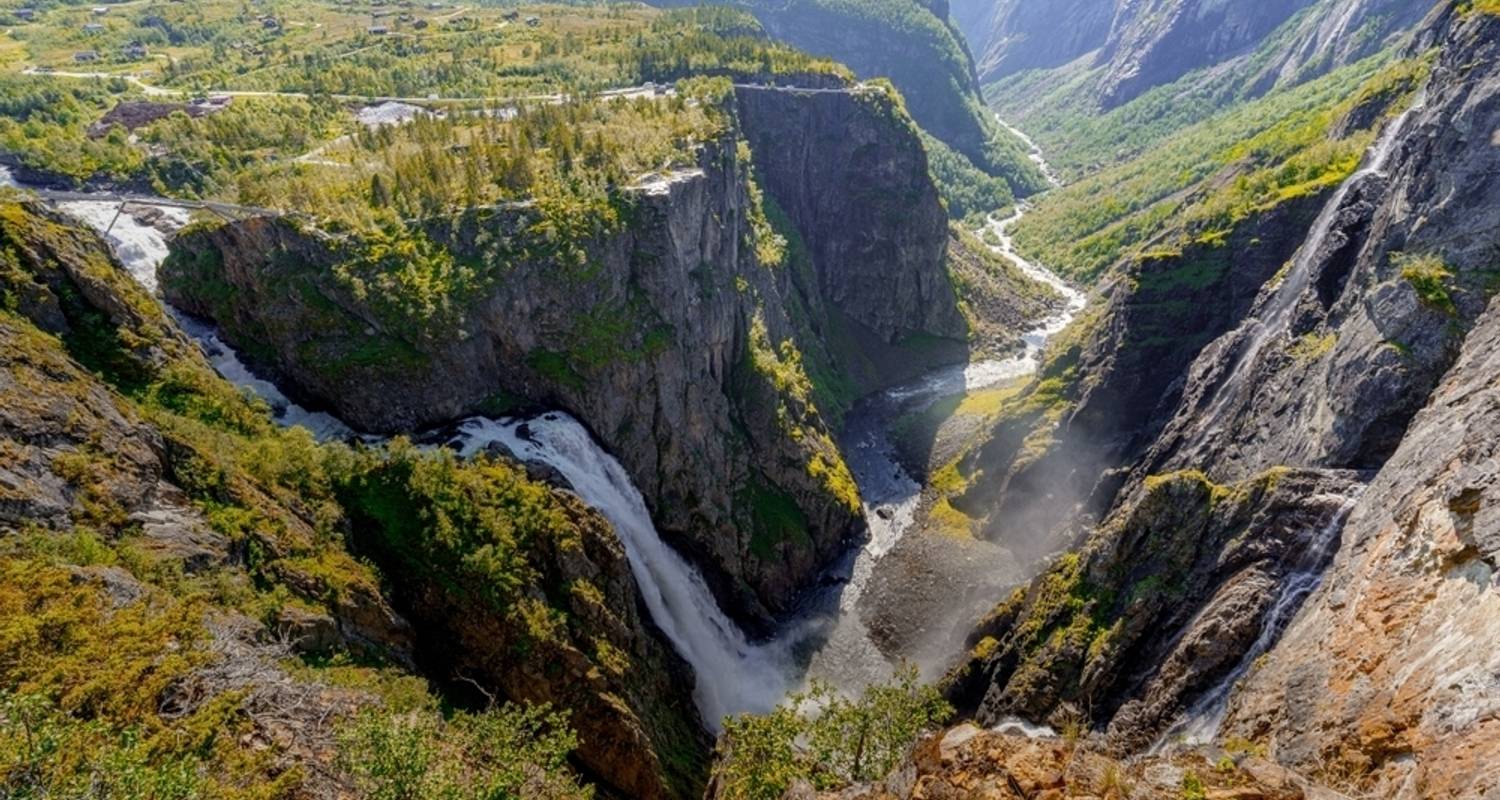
xmin=335 ymin=704 xmax=590 ymax=800
xmin=1288 ymin=330 xmax=1337 ymax=361
xmin=1010 ymin=54 xmax=1428 ymax=283
xmin=1394 ymin=251 xmax=1458 ymax=315
xmin=748 ymin=315 xmax=861 ymax=513
xmin=0 ymin=2 xmax=843 ymax=190
xmin=716 ymin=666 xmax=951 ymax=799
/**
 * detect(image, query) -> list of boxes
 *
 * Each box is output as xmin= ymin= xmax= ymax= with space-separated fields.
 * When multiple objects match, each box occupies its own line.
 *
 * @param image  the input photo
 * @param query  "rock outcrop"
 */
xmin=946 ymin=468 xmax=1362 ymax=751
xmin=799 ymin=723 xmax=1330 ymax=799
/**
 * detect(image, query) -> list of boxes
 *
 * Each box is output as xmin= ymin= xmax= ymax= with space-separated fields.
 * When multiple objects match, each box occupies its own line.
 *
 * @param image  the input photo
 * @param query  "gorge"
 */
xmin=1 ymin=0 xmax=1498 ymax=798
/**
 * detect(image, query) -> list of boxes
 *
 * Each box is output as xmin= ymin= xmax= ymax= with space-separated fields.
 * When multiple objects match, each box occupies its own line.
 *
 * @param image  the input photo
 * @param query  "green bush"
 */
xmin=336 ymin=704 xmax=590 ymax=800
xmin=714 ymin=666 xmax=951 ymax=799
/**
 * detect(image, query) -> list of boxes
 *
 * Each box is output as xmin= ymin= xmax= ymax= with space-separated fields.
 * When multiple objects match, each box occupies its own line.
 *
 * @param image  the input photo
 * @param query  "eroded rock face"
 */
xmin=945 ymin=467 xmax=1362 ymax=751
xmin=734 ymin=86 xmax=967 ymax=347
xmin=1142 ymin=5 xmax=1500 ymax=485
xmin=1219 ymin=291 xmax=1500 ymax=798
xmin=948 ymin=8 xmax=1500 ymax=786
xmin=161 ymin=87 xmax=985 ymax=626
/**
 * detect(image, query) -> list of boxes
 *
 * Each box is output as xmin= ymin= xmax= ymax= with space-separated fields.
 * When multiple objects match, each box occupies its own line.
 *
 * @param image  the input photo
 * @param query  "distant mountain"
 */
xmin=956 ymin=0 xmax=1432 ymax=108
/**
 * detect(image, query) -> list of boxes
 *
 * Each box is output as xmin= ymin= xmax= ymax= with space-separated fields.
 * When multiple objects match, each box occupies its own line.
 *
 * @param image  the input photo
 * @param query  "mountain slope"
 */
xmin=945 ymin=8 xmax=1500 ymax=794
xmin=973 ymin=0 xmax=1435 ymax=180
xmin=0 ymin=200 xmax=707 ymax=798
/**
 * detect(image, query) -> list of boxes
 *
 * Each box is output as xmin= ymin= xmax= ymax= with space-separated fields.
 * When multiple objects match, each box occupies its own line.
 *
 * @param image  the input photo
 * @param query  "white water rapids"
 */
xmin=31 ymin=116 xmax=1085 ymax=730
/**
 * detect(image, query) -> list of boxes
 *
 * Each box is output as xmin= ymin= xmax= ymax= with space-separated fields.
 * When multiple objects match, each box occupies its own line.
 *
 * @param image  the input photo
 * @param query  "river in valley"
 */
xmin=23 ymin=121 xmax=1086 ymax=729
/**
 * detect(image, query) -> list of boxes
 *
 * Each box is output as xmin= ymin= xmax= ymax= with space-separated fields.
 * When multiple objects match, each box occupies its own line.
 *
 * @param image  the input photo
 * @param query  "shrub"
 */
xmin=715 ymin=666 xmax=951 ymax=799
xmin=335 ymin=704 xmax=590 ymax=800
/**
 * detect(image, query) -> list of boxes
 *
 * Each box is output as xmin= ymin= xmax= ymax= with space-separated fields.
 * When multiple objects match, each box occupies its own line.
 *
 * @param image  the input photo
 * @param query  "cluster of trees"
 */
xmin=0 ymin=76 xmax=141 ymax=180
xmin=238 ymin=89 xmax=724 ymax=229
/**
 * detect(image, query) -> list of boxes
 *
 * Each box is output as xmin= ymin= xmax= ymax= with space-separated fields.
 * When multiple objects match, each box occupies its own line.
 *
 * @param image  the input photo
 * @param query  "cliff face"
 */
xmin=948 ymin=8 xmax=1500 ymax=790
xmin=734 ymin=85 xmax=967 ymax=346
xmin=161 ymin=86 xmax=988 ymax=628
xmin=1142 ymin=3 xmax=1500 ymax=483
xmin=951 ymin=0 xmax=1117 ymax=85
xmin=0 ymin=200 xmax=709 ymax=799
xmin=1092 ymin=0 xmax=1320 ymax=106
xmin=1220 ymin=288 xmax=1500 ymax=797
xmin=966 ymin=0 xmax=1430 ymax=107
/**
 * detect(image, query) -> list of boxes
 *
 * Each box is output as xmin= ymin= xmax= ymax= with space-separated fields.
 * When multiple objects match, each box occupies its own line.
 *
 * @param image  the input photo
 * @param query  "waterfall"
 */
xmin=447 ymin=415 xmax=793 ymax=729
xmin=1199 ymin=91 xmax=1427 ymax=430
xmin=1154 ymin=493 xmax=1360 ymax=750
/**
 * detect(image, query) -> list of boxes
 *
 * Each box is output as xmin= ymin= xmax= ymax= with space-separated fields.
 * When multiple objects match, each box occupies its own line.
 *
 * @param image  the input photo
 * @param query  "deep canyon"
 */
xmin=1 ymin=0 xmax=1498 ymax=798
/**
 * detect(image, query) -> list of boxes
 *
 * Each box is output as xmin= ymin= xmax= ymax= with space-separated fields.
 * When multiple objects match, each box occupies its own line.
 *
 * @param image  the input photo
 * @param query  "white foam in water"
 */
xmin=449 ymin=414 xmax=793 ymax=729
xmin=53 ymin=199 xmax=353 ymax=440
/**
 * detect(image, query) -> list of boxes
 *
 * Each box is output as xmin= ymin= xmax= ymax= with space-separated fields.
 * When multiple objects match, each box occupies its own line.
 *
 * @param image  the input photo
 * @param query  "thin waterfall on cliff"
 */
xmin=1199 ymin=89 xmax=1428 ymax=432
xmin=1155 ymin=492 xmax=1361 ymax=750
xmin=449 ymin=415 xmax=793 ymax=729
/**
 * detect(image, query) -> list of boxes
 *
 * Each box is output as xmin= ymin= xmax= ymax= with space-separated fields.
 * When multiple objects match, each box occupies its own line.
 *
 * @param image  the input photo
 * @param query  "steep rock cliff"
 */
xmin=945 ymin=468 xmax=1361 ymax=747
xmin=1143 ymin=4 xmax=1500 ymax=484
xmin=1220 ymin=282 xmax=1500 ymax=798
xmin=948 ymin=5 xmax=1500 ymax=780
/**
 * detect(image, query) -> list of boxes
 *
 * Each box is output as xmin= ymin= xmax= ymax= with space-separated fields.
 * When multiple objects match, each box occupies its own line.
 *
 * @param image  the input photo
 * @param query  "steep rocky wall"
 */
xmin=1143 ymin=5 xmax=1500 ymax=484
xmin=946 ymin=4 xmax=1500 ymax=775
xmin=945 ymin=178 xmax=1332 ymax=570
xmin=1220 ymin=288 xmax=1500 ymax=798
xmin=733 ymin=85 xmax=967 ymax=347
xmin=1094 ymin=0 xmax=1320 ymax=107
xmin=161 ymin=87 xmax=983 ymax=628
xmin=945 ymin=468 xmax=1361 ymax=748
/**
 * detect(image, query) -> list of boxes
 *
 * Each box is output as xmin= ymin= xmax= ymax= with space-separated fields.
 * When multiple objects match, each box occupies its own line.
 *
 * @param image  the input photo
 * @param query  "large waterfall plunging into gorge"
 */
xmin=447 ymin=415 xmax=794 ymax=727
xmin=41 ymin=117 xmax=1086 ymax=727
